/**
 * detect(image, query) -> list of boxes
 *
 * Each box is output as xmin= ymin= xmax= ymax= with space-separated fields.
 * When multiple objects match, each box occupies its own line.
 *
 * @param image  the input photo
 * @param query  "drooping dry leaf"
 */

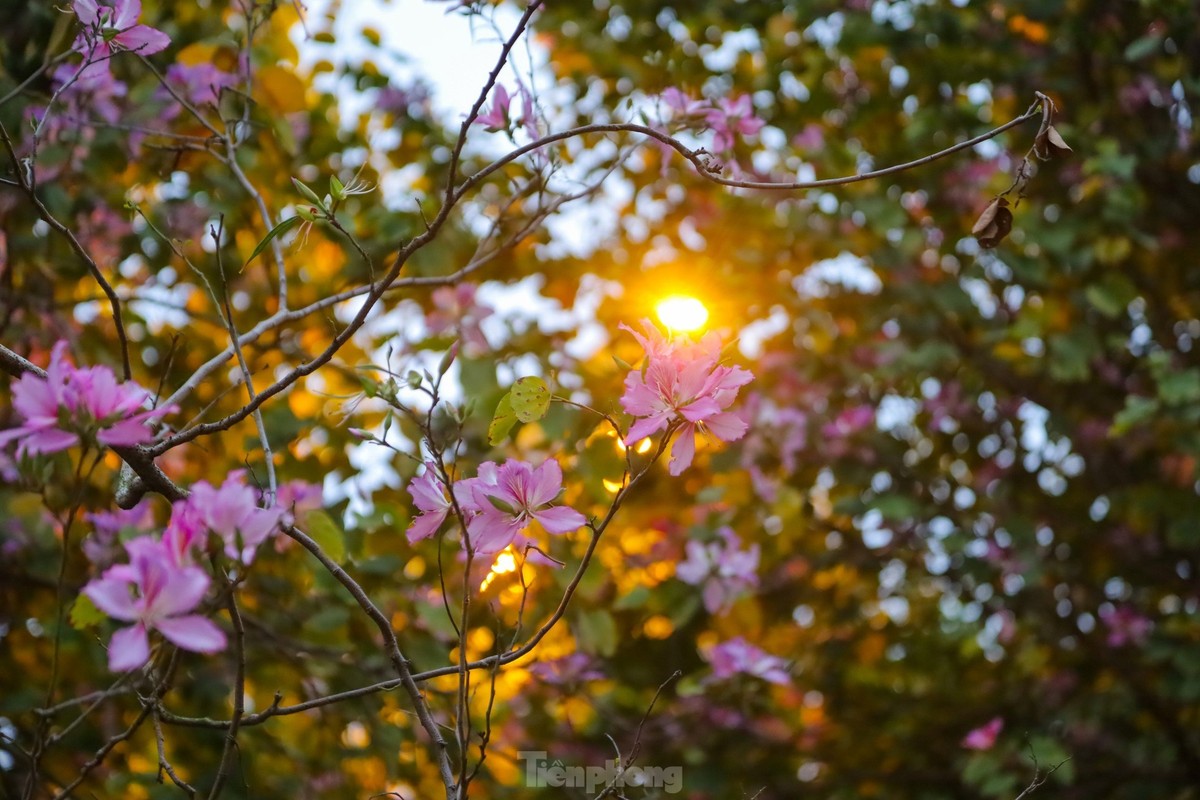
xmin=976 ymin=204 xmax=1014 ymax=249
xmin=1046 ymin=125 xmax=1072 ymax=154
xmin=972 ymin=197 xmax=1006 ymax=236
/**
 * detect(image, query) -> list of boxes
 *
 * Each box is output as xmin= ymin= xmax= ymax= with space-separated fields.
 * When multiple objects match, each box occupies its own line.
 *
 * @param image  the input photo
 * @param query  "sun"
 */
xmin=655 ymin=295 xmax=709 ymax=332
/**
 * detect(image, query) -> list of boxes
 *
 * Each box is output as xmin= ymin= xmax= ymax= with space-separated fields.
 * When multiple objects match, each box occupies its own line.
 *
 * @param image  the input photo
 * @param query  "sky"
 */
xmin=297 ymin=0 xmax=530 ymax=119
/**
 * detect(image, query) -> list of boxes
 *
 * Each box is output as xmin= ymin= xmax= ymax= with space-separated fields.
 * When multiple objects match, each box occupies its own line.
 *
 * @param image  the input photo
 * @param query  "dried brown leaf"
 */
xmin=1046 ymin=125 xmax=1072 ymax=154
xmin=972 ymin=197 xmax=1007 ymax=236
xmin=976 ymin=206 xmax=1014 ymax=249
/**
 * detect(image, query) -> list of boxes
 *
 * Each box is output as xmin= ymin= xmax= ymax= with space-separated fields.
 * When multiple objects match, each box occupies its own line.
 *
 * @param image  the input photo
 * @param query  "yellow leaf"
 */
xmin=175 ymin=43 xmax=215 ymax=67
xmin=257 ymin=65 xmax=307 ymax=114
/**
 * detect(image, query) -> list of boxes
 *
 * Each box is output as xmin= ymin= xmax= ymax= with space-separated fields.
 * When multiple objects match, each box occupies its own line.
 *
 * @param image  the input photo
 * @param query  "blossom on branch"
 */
xmin=620 ymin=321 xmax=753 ymax=475
xmin=83 ymin=536 xmax=225 ymax=672
xmin=704 ymin=94 xmax=764 ymax=153
xmin=174 ymin=471 xmax=284 ymax=564
xmin=703 ymin=637 xmax=790 ymax=685
xmin=473 ymin=83 xmax=512 ymax=131
xmin=464 ymin=459 xmax=587 ymax=555
xmin=73 ymin=0 xmax=170 ymax=58
xmin=0 ymin=342 xmax=173 ymax=458
xmin=405 ymin=460 xmax=583 ymax=562
xmin=675 ymin=527 xmax=760 ymax=613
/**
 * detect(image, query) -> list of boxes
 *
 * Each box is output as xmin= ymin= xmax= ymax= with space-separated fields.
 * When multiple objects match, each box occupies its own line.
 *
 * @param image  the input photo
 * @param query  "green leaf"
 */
xmin=1084 ymin=274 xmax=1136 ymax=319
xmin=873 ymin=493 xmax=920 ymax=520
xmin=510 ymin=376 xmax=551 ymax=423
xmin=488 ymin=391 xmax=518 ymax=446
xmin=1111 ymin=395 xmax=1159 ymax=435
xmin=1124 ymin=33 xmax=1161 ymax=62
xmin=1158 ymin=369 xmax=1200 ymax=406
xmin=303 ymin=510 xmax=346 ymax=564
xmin=574 ymin=608 xmax=618 ymax=656
xmin=70 ymin=593 xmax=106 ymax=631
xmin=245 ymin=216 xmax=301 ymax=267
xmin=614 ymin=585 xmax=650 ymax=610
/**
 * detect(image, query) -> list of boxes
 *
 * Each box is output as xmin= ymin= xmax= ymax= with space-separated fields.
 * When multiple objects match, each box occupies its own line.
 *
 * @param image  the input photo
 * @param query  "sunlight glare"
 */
xmin=655 ymin=296 xmax=708 ymax=332
xmin=480 ymin=547 xmax=519 ymax=590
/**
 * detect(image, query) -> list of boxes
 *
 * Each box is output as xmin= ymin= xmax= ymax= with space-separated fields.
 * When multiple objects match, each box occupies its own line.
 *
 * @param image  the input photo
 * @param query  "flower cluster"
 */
xmin=0 ymin=342 xmax=173 ymax=458
xmin=620 ymin=321 xmax=752 ymax=475
xmin=80 ymin=472 xmax=293 ymax=672
xmin=675 ymin=527 xmax=760 ymax=614
xmin=740 ymin=390 xmax=808 ymax=502
xmin=168 ymin=471 xmax=286 ymax=565
xmin=659 ymin=89 xmax=765 ymax=154
xmin=703 ymin=637 xmax=790 ymax=685
xmin=407 ymin=459 xmax=586 ymax=559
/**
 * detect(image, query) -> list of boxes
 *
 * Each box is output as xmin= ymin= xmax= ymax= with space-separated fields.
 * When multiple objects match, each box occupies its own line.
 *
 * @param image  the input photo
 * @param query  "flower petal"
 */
xmin=107 ymin=623 xmax=150 ymax=672
xmin=154 ymin=614 xmax=227 ymax=654
xmin=114 ymin=25 xmax=170 ymax=55
xmin=703 ymin=411 xmax=748 ymax=442
xmin=668 ymin=424 xmax=697 ymax=476
xmin=527 ymin=459 xmax=563 ymax=508
xmin=83 ymin=577 xmax=138 ymax=621
xmin=146 ymin=565 xmax=209 ymax=619
xmin=96 ymin=418 xmax=154 ymax=447
xmin=407 ymin=508 xmax=448 ymax=544
xmin=74 ymin=0 xmax=100 ymax=25
xmin=111 ymin=0 xmax=142 ymax=29
xmin=627 ymin=413 xmax=669 ymax=444
xmin=531 ymin=505 xmax=586 ymax=535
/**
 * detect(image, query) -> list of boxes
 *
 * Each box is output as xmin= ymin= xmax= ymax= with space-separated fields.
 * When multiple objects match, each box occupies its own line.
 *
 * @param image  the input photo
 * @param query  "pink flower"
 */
xmin=620 ymin=321 xmax=753 ymax=475
xmin=703 ymin=637 xmax=790 ymax=685
xmin=177 ymin=472 xmax=283 ymax=564
xmin=704 ymin=94 xmax=764 ymax=153
xmin=821 ymin=404 xmax=875 ymax=439
xmin=0 ymin=342 xmax=172 ymax=458
xmin=528 ymin=653 xmax=604 ymax=685
xmin=83 ymin=499 xmax=153 ymax=566
xmin=465 ymin=460 xmax=586 ymax=554
xmin=270 ymin=479 xmax=323 ymax=529
xmin=675 ymin=527 xmax=759 ymax=614
xmin=161 ymin=63 xmax=236 ymax=111
xmin=83 ymin=536 xmax=225 ymax=672
xmin=74 ymin=0 xmax=170 ymax=57
xmin=792 ymin=123 xmax=825 ymax=152
xmin=162 ymin=498 xmax=205 ymax=567
xmin=518 ymin=84 xmax=539 ymax=141
xmin=406 ymin=467 xmax=458 ymax=544
xmin=426 ymin=283 xmax=493 ymax=355
xmin=660 ymin=87 xmax=707 ymax=118
xmin=473 ymin=84 xmax=511 ymax=131
xmin=961 ymin=717 xmax=1004 ymax=751
xmin=1099 ymin=604 xmax=1153 ymax=647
